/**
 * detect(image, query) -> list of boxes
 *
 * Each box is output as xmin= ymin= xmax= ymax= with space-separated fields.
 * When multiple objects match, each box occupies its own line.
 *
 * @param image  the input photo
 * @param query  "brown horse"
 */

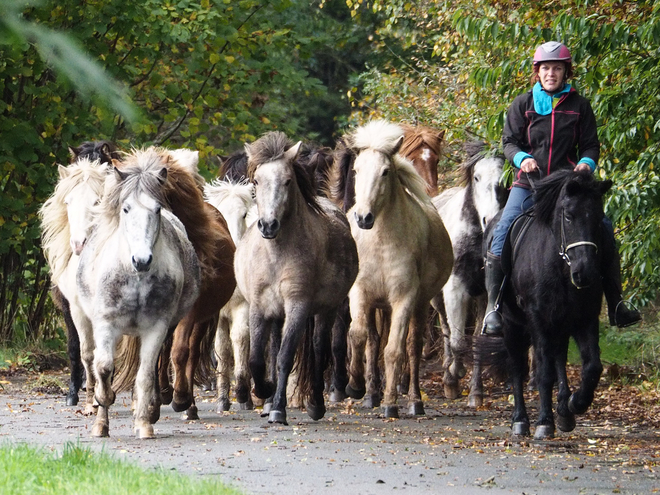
xmin=400 ymin=124 xmax=445 ymax=197
xmin=113 ymin=148 xmax=236 ymax=420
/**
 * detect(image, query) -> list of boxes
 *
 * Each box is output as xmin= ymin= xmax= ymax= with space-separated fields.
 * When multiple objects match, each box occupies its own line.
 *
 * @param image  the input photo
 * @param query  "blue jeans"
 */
xmin=490 ymin=186 xmax=534 ymax=257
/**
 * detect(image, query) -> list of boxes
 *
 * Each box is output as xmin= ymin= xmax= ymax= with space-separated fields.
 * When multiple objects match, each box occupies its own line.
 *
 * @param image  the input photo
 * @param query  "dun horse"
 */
xmin=234 ymin=131 xmax=358 ymax=425
xmin=75 ymin=152 xmax=201 ymax=438
xmin=343 ymin=120 xmax=453 ymax=418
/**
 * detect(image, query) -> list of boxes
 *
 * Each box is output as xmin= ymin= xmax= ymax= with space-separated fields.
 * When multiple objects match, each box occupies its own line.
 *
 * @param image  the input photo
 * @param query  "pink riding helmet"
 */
xmin=533 ymin=41 xmax=572 ymax=65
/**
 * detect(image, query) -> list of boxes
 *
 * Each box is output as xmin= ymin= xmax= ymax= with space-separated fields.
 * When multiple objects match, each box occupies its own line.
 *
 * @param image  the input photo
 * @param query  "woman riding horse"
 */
xmin=482 ymin=41 xmax=641 ymax=335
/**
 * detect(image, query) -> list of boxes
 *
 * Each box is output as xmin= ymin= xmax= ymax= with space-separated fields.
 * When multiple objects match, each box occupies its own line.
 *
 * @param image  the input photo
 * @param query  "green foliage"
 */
xmin=0 ymin=443 xmax=243 ymax=495
xmin=347 ymin=0 xmax=660 ymax=306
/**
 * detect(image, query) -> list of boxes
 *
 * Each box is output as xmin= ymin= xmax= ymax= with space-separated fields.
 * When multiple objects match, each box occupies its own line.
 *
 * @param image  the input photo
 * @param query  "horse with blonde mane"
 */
xmin=343 ymin=120 xmax=453 ymax=418
xmin=40 ymin=156 xmax=111 ymax=412
xmin=235 ymin=131 xmax=359 ymax=425
xmin=75 ymin=151 xmax=201 ymax=438
xmin=204 ymin=178 xmax=257 ymax=411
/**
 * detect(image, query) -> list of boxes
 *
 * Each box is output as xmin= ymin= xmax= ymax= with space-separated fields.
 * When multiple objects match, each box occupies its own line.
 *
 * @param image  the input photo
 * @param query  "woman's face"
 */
xmin=538 ymin=61 xmax=566 ymax=92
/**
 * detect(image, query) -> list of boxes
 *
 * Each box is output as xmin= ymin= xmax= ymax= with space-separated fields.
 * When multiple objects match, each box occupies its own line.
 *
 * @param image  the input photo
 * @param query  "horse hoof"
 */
xmin=135 ymin=425 xmax=155 ymax=439
xmin=467 ymin=394 xmax=483 ymax=408
xmin=568 ymin=394 xmax=589 ymax=415
xmin=533 ymin=424 xmax=555 ymax=440
xmin=84 ymin=404 xmax=98 ymax=416
xmin=182 ymin=406 xmax=199 ymax=421
xmin=217 ymin=398 xmax=231 ymax=413
xmin=235 ymin=385 xmax=250 ymax=404
xmin=66 ymin=394 xmax=79 ymax=406
xmin=171 ymin=396 xmax=193 ymax=413
xmin=329 ymin=389 xmax=348 ymax=403
xmin=345 ymin=384 xmax=366 ymax=400
xmin=556 ymin=413 xmax=576 ymax=433
xmin=383 ymin=405 xmax=399 ymax=419
xmin=443 ymin=384 xmax=460 ymax=400
xmin=253 ymin=382 xmax=275 ymax=400
xmin=362 ymin=393 xmax=380 ymax=409
xmin=91 ymin=422 xmax=109 ymax=438
xmin=268 ymin=409 xmax=288 ymax=425
xmin=306 ymin=402 xmax=326 ymax=421
xmin=511 ymin=422 xmax=530 ymax=436
xmin=408 ymin=401 xmax=425 ymax=416
xmin=160 ymin=387 xmax=173 ymax=405
xmin=261 ymin=402 xmax=272 ymax=417
xmin=238 ymin=400 xmax=254 ymax=411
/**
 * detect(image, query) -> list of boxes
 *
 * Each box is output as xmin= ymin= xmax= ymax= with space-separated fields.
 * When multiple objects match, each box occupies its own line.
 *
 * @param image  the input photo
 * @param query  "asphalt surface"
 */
xmin=0 ymin=369 xmax=658 ymax=495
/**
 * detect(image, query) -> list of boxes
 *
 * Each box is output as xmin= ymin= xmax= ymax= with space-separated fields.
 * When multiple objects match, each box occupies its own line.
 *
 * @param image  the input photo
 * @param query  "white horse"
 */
xmin=430 ymin=143 xmax=506 ymax=405
xmin=204 ymin=178 xmax=257 ymax=411
xmin=344 ymin=120 xmax=454 ymax=418
xmin=40 ymin=157 xmax=110 ymax=414
xmin=76 ymin=151 xmax=200 ymax=438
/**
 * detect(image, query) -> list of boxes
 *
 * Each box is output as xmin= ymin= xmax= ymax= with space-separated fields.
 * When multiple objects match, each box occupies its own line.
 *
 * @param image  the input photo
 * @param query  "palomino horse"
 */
xmin=48 ymin=141 xmax=122 ymax=406
xmin=430 ymin=142 xmax=506 ymax=404
xmin=204 ymin=178 xmax=257 ymax=411
xmin=76 ymin=153 xmax=201 ymax=438
xmin=112 ymin=148 xmax=236 ymax=421
xmin=483 ymin=170 xmax=611 ymax=439
xmin=235 ymin=131 xmax=358 ymax=426
xmin=40 ymin=156 xmax=111 ymax=413
xmin=344 ymin=120 xmax=453 ymax=418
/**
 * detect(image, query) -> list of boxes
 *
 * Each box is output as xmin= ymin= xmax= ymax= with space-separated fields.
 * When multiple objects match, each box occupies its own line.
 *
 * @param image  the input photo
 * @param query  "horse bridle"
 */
xmin=558 ymin=207 xmax=598 ymax=267
xmin=526 ymin=172 xmax=598 ymax=267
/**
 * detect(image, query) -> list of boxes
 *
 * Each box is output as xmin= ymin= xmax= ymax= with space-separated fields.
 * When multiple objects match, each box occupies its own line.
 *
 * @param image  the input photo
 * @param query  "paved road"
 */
xmin=0 ymin=371 xmax=658 ymax=495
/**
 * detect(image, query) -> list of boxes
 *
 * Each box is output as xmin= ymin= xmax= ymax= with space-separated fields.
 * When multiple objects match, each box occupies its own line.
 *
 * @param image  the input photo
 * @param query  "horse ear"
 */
xmin=284 ymin=141 xmax=302 ymax=163
xmin=599 ymin=179 xmax=613 ymax=195
xmin=566 ymin=178 xmax=582 ymax=196
xmin=392 ymin=135 xmax=405 ymax=155
xmin=58 ymin=164 xmax=69 ymax=179
xmin=437 ymin=129 xmax=446 ymax=140
xmin=243 ymin=143 xmax=252 ymax=160
xmin=68 ymin=146 xmax=78 ymax=161
xmin=114 ymin=166 xmax=128 ymax=181
xmin=157 ymin=167 xmax=168 ymax=184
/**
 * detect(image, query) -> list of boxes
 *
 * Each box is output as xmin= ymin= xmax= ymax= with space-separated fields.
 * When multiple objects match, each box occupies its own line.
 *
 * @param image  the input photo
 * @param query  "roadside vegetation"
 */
xmin=0 ymin=443 xmax=242 ymax=495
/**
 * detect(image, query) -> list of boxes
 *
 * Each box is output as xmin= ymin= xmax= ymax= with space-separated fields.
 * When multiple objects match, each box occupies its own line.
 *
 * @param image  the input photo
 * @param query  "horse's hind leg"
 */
xmin=364 ymin=309 xmax=385 ymax=408
xmin=568 ymin=321 xmax=603 ymax=415
xmin=306 ymin=311 xmax=334 ymax=421
xmin=329 ymin=298 xmax=350 ymax=403
xmin=532 ymin=340 xmax=557 ymax=440
xmin=159 ymin=333 xmax=174 ymax=405
xmin=171 ymin=314 xmax=195 ymax=412
xmin=406 ymin=305 xmax=427 ymax=416
xmin=134 ymin=327 xmax=167 ymax=439
xmin=181 ymin=321 xmax=211 ymax=420
xmin=468 ymin=295 xmax=487 ymax=407
xmin=214 ymin=314 xmax=232 ymax=412
xmin=231 ymin=303 xmax=253 ymax=410
xmin=52 ymin=288 xmax=83 ymax=406
xmin=506 ymin=326 xmax=530 ymax=437
xmin=441 ymin=280 xmax=470 ymax=400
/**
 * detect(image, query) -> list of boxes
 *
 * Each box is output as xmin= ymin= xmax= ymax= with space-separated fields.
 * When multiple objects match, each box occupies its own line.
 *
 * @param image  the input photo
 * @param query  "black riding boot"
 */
xmin=601 ymin=223 xmax=641 ymax=328
xmin=481 ymin=253 xmax=505 ymax=336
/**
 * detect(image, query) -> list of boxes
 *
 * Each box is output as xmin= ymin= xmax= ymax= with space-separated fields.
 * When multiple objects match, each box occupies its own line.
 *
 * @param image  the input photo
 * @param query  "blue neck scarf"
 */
xmin=532 ymin=82 xmax=572 ymax=115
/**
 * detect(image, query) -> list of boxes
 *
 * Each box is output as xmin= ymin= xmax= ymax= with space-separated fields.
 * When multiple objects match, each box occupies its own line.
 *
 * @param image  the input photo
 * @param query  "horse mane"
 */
xmin=40 ymin=157 xmax=109 ymax=282
xmin=399 ymin=124 xmax=445 ymax=158
xmin=533 ymin=169 xmax=600 ymax=225
xmin=298 ymin=143 xmax=334 ymax=197
xmin=246 ymin=131 xmax=325 ymax=215
xmin=69 ymin=140 xmax=121 ymax=165
xmin=458 ymin=141 xmax=505 ymax=186
xmin=204 ymin=177 xmax=254 ymax=209
xmin=329 ymin=137 xmax=355 ymax=210
xmin=218 ymin=149 xmax=249 ymax=182
xmin=393 ymin=154 xmax=437 ymax=211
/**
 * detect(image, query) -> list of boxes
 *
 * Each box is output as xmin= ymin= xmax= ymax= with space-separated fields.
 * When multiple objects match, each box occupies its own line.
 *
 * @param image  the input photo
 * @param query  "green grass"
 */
xmin=0 ymin=443 xmax=243 ymax=495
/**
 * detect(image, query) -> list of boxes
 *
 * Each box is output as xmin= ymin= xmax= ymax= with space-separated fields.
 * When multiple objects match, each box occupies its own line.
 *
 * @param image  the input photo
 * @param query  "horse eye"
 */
xmin=285 ymin=179 xmax=291 ymax=186
xmin=564 ymin=213 xmax=573 ymax=223
xmin=123 ymin=206 xmax=130 ymax=214
xmin=253 ymin=180 xmax=258 ymax=186
xmin=474 ymin=175 xmax=480 ymax=183
xmin=155 ymin=205 xmax=162 ymax=214
xmin=382 ymin=169 xmax=389 ymax=177
xmin=243 ymin=212 xmax=248 ymax=219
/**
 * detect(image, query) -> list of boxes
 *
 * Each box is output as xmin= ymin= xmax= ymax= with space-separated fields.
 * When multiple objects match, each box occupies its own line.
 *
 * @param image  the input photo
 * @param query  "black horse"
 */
xmin=487 ymin=170 xmax=612 ymax=440
xmin=53 ymin=140 xmax=120 ymax=405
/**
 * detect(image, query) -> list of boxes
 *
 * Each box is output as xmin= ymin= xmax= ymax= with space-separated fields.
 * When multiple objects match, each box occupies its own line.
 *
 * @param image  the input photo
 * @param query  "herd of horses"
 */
xmin=39 ymin=121 xmax=612 ymax=441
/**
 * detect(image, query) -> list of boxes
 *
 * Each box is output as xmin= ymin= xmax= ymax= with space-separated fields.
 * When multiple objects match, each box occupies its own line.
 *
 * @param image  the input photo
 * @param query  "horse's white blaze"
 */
xmin=421 ymin=147 xmax=432 ymax=162
xmin=121 ymin=192 xmax=161 ymax=270
xmin=65 ymin=182 xmax=100 ymax=255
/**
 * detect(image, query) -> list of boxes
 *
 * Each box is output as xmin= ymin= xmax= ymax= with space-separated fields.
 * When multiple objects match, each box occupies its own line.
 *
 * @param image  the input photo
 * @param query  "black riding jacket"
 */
xmin=502 ymin=85 xmax=600 ymax=189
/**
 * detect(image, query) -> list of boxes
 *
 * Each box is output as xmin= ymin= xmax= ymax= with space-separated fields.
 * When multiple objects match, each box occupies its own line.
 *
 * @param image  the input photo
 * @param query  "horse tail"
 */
xmin=472 ymin=334 xmax=508 ymax=371
xmin=112 ymin=335 xmax=141 ymax=394
xmin=193 ymin=315 xmax=219 ymax=387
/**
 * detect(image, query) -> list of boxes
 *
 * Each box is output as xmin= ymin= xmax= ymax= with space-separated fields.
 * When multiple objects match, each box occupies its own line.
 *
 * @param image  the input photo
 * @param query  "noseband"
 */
xmin=558 ymin=207 xmax=598 ymax=267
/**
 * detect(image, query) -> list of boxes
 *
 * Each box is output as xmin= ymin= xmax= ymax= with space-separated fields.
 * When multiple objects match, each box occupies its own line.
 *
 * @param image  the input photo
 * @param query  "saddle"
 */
xmin=500 ymin=208 xmax=536 ymax=278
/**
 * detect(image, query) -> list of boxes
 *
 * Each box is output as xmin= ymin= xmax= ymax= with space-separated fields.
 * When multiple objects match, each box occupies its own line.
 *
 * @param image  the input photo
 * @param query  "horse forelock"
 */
xmin=533 ymin=170 xmax=601 ymax=225
xmin=246 ymin=131 xmax=293 ymax=179
xmin=205 ymin=178 xmax=254 ymax=209
xmin=350 ymin=120 xmax=404 ymax=155
xmin=399 ymin=125 xmax=444 ymax=158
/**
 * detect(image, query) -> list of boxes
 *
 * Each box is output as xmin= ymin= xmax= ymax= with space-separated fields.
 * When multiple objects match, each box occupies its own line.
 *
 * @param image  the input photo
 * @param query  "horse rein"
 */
xmin=525 ymin=171 xmax=598 ymax=267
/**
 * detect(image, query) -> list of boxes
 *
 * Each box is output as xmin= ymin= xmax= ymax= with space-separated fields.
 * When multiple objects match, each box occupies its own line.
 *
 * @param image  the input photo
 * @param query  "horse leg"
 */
xmin=159 ymin=333 xmax=174 ymax=405
xmin=134 ymin=327 xmax=167 ymax=439
xmin=52 ymin=288 xmax=83 ymax=406
xmin=568 ymin=321 xmax=603 ymax=415
xmin=329 ymin=297 xmax=350 ymax=403
xmin=170 ymin=314 xmax=195 ymax=412
xmin=182 ymin=321 xmax=209 ymax=420
xmin=249 ymin=311 xmax=277 ymax=402
xmin=230 ymin=302 xmax=252 ymax=410
xmin=442 ymin=278 xmax=470 ymax=400
xmin=506 ymin=325 xmax=530 ymax=436
xmin=268 ymin=306 xmax=309 ymax=425
xmin=346 ymin=291 xmax=370 ymax=400
xmin=91 ymin=324 xmax=118 ymax=437
xmin=215 ymin=313 xmax=232 ymax=412
xmin=363 ymin=309 xmax=383 ymax=408
xmin=554 ymin=341 xmax=575 ymax=433
xmin=70 ymin=304 xmax=97 ymax=415
xmin=406 ymin=305 xmax=426 ymax=416
xmin=533 ymin=340 xmax=556 ymax=440
xmin=468 ymin=295 xmax=487 ymax=407
xmin=307 ymin=310 xmax=334 ymax=421
xmin=382 ymin=299 xmax=414 ymax=419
